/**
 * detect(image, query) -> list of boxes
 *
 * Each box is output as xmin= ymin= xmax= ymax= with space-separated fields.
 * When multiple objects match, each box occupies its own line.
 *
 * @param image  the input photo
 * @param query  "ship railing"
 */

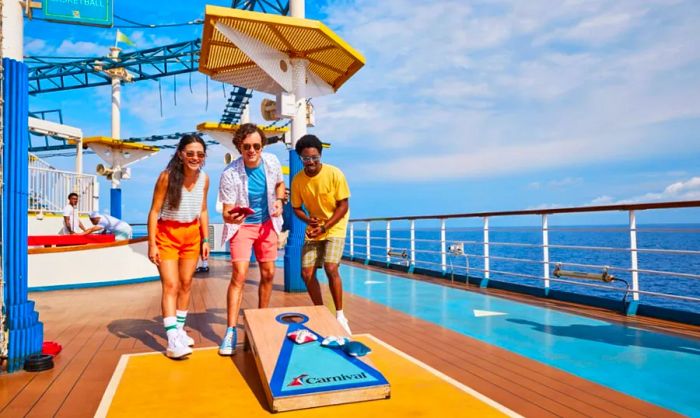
xmin=29 ymin=153 xmax=54 ymax=170
xmin=345 ymin=200 xmax=700 ymax=315
xmin=28 ymin=166 xmax=98 ymax=213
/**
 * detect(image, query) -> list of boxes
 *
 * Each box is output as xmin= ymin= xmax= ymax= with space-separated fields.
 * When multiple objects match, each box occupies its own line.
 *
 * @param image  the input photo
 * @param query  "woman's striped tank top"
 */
xmin=159 ymin=171 xmax=206 ymax=223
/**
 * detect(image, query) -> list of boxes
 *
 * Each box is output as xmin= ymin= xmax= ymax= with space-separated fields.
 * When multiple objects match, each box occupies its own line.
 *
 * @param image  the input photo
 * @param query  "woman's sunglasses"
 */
xmin=184 ymin=151 xmax=206 ymax=159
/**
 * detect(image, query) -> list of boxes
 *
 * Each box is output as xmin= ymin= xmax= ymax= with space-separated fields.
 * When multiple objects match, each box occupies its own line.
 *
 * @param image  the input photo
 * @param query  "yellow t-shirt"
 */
xmin=291 ymin=164 xmax=350 ymax=240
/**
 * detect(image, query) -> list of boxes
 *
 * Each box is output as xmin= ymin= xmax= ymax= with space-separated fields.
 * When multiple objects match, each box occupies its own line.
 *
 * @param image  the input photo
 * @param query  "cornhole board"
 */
xmin=243 ymin=305 xmax=391 ymax=412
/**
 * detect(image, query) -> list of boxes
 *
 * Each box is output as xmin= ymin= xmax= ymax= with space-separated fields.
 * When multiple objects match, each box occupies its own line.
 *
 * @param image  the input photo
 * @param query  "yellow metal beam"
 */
xmin=196 ymin=122 xmax=288 ymax=137
xmin=80 ymin=136 xmax=160 ymax=152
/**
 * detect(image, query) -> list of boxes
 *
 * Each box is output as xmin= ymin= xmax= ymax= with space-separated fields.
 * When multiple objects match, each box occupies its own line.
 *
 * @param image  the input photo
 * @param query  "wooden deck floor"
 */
xmin=0 ymin=258 xmax=687 ymax=417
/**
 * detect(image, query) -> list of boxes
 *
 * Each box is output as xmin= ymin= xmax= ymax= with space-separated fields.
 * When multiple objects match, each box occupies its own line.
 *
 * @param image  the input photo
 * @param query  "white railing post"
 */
xmin=93 ymin=177 xmax=99 ymax=212
xmin=409 ymin=219 xmax=416 ymax=272
xmin=542 ymin=214 xmax=550 ymax=296
xmin=349 ymin=222 xmax=354 ymax=259
xmin=628 ymin=210 xmax=640 ymax=314
xmin=440 ymin=218 xmax=446 ymax=274
xmin=386 ymin=221 xmax=391 ymax=264
xmin=481 ymin=217 xmax=490 ymax=288
xmin=365 ymin=222 xmax=371 ymax=264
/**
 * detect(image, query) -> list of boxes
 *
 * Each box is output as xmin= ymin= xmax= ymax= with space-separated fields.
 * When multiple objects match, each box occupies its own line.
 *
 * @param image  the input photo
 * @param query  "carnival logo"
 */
xmin=288 ymin=374 xmax=308 ymax=387
xmin=287 ymin=372 xmax=368 ymax=387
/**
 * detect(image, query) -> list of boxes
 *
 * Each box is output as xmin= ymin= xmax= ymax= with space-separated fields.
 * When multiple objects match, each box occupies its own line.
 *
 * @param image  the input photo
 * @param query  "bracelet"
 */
xmin=320 ymin=225 xmax=326 ymax=233
xmin=202 ymin=238 xmax=209 ymax=243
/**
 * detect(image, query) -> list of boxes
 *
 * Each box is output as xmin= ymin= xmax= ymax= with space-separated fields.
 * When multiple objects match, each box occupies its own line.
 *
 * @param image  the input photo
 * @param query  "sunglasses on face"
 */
xmin=184 ymin=151 xmax=206 ymax=159
xmin=242 ymin=143 xmax=262 ymax=151
xmin=301 ymin=156 xmax=321 ymax=163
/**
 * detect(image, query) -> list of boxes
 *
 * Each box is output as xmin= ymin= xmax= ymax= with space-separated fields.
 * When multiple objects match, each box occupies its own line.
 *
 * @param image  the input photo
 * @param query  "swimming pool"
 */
xmin=319 ymin=264 xmax=700 ymax=416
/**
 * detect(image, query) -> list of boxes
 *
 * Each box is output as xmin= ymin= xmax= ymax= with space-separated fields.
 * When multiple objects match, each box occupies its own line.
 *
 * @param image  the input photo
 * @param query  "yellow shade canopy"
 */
xmin=197 ymin=122 xmax=288 ymax=155
xmin=80 ymin=137 xmax=160 ymax=172
xmin=80 ymin=136 xmax=159 ymax=152
xmin=196 ymin=122 xmax=287 ymax=138
xmin=199 ymin=5 xmax=365 ymax=95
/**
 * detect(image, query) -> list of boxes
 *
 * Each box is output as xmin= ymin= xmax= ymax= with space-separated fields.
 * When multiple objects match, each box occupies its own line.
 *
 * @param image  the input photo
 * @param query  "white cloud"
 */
xmin=527 ymin=203 xmax=564 ymax=210
xmin=56 ymin=40 xmax=111 ymax=56
xmin=590 ymin=177 xmax=700 ymax=204
xmin=529 ymin=177 xmax=583 ymax=189
xmin=316 ymin=0 xmax=700 ymax=183
xmin=535 ymin=8 xmax=644 ymax=46
xmin=419 ymin=81 xmax=493 ymax=101
xmin=126 ymin=31 xmax=178 ymax=49
xmin=24 ymin=38 xmax=48 ymax=55
xmin=590 ymin=195 xmax=615 ymax=205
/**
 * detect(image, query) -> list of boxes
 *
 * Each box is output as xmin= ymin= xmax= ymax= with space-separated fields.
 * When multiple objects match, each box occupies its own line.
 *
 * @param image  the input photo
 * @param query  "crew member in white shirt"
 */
xmin=62 ymin=192 xmax=86 ymax=235
xmin=85 ymin=212 xmax=133 ymax=240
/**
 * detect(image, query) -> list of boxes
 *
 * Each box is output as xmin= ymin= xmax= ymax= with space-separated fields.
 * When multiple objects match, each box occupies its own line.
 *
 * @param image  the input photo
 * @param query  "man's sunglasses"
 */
xmin=301 ymin=156 xmax=321 ymax=163
xmin=242 ymin=143 xmax=262 ymax=151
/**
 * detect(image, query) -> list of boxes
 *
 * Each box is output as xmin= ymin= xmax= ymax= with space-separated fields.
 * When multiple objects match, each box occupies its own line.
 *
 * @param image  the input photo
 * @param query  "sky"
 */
xmin=23 ymin=0 xmax=700 ymax=225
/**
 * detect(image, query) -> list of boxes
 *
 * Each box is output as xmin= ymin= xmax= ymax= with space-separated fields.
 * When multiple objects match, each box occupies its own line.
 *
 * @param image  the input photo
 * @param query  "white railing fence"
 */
xmin=29 ymin=166 xmax=97 ymax=213
xmin=345 ymin=201 xmax=700 ymax=315
xmin=28 ymin=153 xmax=53 ymax=170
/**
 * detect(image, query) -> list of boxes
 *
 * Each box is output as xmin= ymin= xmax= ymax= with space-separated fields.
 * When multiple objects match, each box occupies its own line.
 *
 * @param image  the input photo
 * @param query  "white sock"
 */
xmin=176 ymin=310 xmax=187 ymax=331
xmin=164 ymin=316 xmax=178 ymax=343
xmin=336 ymin=310 xmax=346 ymax=321
xmin=202 ymin=259 xmax=208 ymax=268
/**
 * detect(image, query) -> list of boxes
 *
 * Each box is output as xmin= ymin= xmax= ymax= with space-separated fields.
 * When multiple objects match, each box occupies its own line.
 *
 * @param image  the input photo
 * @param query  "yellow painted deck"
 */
xmin=98 ymin=335 xmax=512 ymax=417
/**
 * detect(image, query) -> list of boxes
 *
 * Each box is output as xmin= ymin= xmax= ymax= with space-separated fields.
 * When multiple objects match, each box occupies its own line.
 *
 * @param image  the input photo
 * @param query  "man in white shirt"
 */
xmin=85 ymin=211 xmax=133 ymax=240
xmin=62 ymin=193 xmax=86 ymax=235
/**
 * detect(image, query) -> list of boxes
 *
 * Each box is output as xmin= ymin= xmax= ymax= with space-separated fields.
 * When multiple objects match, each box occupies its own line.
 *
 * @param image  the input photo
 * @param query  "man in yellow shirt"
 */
xmin=291 ymin=134 xmax=352 ymax=334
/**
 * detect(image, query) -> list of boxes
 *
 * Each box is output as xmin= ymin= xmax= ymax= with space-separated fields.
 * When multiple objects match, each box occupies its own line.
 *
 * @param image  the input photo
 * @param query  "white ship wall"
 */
xmin=28 ymin=212 xmax=89 ymax=235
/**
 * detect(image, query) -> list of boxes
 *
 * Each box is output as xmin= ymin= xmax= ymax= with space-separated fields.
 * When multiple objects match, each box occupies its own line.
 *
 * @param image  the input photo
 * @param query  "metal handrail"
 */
xmin=345 ymin=200 xmax=700 ymax=314
xmin=349 ymin=200 xmax=700 ymax=222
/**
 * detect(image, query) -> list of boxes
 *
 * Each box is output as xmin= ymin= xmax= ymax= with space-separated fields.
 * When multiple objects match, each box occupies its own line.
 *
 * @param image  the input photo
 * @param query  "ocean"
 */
xmin=347 ymin=224 xmax=700 ymax=314
xmin=133 ymin=223 xmax=700 ymax=314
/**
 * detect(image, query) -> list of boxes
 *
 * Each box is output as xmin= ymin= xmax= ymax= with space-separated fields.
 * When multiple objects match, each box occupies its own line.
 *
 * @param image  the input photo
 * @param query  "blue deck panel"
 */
xmin=319 ymin=264 xmax=700 ymax=417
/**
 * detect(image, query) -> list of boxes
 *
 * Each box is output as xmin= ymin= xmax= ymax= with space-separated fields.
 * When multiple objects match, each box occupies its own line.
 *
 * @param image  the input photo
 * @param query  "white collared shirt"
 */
xmin=218 ymin=152 xmax=284 ymax=246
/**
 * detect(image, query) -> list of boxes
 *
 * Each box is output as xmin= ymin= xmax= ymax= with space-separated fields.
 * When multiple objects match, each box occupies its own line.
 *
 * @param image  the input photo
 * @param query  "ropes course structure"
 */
xmin=232 ymin=0 xmax=290 ymax=15
xmin=26 ymin=39 xmax=202 ymax=95
xmin=26 ymin=39 xmax=255 ymax=156
xmin=25 ymin=1 xmax=292 ymax=156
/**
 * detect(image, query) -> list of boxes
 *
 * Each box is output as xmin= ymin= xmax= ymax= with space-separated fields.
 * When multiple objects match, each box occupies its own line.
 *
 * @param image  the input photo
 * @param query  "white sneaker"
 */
xmin=218 ymin=328 xmax=237 ymax=356
xmin=166 ymin=338 xmax=193 ymax=359
xmin=179 ymin=329 xmax=195 ymax=347
xmin=337 ymin=316 xmax=352 ymax=335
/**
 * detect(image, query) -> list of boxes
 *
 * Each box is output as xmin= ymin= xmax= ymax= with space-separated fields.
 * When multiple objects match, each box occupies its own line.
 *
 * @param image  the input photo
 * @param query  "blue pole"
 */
xmin=283 ymin=150 xmax=306 ymax=292
xmin=2 ymin=58 xmax=43 ymax=372
xmin=110 ymin=187 xmax=122 ymax=218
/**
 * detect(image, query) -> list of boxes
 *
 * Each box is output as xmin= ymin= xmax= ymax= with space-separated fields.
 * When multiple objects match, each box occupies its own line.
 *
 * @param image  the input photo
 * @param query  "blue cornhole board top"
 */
xmin=269 ymin=312 xmax=388 ymax=397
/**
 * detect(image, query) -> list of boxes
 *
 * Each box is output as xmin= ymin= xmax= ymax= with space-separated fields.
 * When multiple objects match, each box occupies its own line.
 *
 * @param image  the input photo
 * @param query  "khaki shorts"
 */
xmin=302 ymin=237 xmax=345 ymax=268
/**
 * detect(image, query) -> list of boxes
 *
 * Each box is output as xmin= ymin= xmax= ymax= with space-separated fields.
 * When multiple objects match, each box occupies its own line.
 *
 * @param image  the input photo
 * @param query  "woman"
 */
xmin=147 ymin=134 xmax=210 ymax=359
xmin=218 ymin=123 xmax=285 ymax=355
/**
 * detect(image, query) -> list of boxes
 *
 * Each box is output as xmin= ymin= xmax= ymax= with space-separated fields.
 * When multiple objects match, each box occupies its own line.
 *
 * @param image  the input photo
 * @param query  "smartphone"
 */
xmin=229 ymin=206 xmax=255 ymax=216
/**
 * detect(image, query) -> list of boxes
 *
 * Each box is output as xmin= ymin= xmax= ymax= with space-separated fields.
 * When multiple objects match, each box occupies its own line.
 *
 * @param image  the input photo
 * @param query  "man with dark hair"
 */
xmin=291 ymin=134 xmax=352 ymax=334
xmin=218 ymin=123 xmax=285 ymax=355
xmin=62 ymin=192 xmax=86 ymax=235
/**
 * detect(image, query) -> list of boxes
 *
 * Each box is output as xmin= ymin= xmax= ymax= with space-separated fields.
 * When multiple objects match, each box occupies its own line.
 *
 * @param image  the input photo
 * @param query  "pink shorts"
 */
xmin=229 ymin=219 xmax=278 ymax=262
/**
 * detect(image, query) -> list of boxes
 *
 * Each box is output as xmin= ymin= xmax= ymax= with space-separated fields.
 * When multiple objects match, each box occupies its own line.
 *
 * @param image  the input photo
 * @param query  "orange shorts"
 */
xmin=156 ymin=219 xmax=201 ymax=260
